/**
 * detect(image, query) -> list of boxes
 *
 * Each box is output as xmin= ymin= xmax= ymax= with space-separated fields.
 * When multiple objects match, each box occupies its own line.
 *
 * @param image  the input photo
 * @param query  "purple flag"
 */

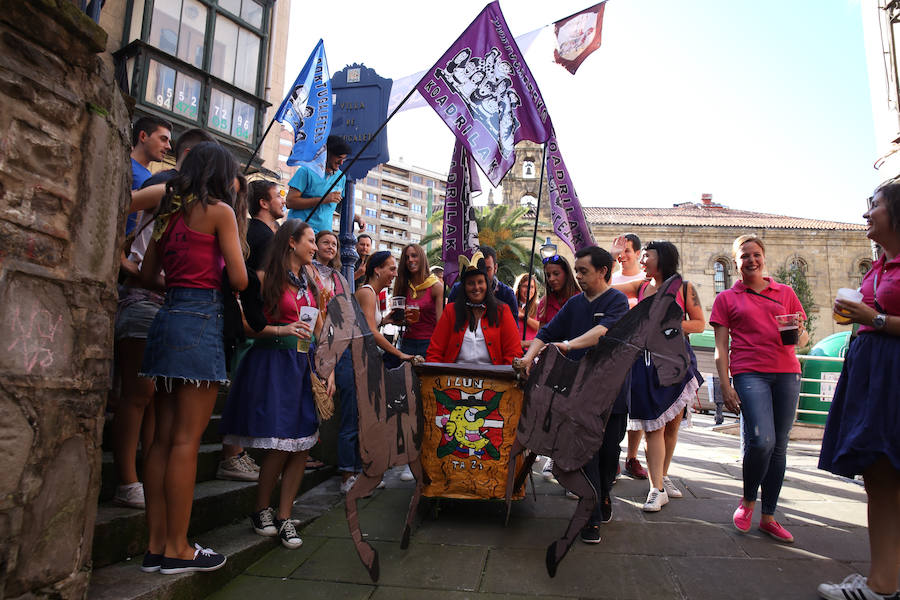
xmin=545 ymin=129 xmax=595 ymax=250
xmin=416 ymin=1 xmax=551 ymax=186
xmin=441 ymin=139 xmax=482 ymax=287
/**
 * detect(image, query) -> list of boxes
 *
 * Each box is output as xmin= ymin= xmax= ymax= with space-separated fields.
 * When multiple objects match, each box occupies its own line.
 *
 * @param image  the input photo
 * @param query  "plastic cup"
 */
xmin=406 ymin=304 xmax=420 ymax=323
xmin=774 ymin=313 xmax=800 ymax=345
xmin=833 ymin=288 xmax=863 ymax=324
xmin=390 ymin=296 xmax=406 ymax=323
xmin=297 ymin=306 xmax=319 ymax=353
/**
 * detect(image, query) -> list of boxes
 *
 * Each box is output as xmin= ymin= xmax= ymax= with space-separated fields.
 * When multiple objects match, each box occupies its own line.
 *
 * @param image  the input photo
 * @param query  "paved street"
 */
xmin=207 ymin=415 xmax=872 ymax=600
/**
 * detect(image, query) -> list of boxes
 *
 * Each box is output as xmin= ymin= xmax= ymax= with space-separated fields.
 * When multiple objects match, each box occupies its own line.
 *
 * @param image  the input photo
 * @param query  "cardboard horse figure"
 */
xmin=507 ymin=275 xmax=691 ymax=577
xmin=314 ymin=291 xmax=425 ymax=582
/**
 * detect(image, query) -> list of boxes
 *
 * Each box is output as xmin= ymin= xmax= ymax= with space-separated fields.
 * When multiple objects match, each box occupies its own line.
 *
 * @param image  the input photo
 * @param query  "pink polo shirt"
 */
xmin=858 ymin=253 xmax=900 ymax=333
xmin=709 ymin=278 xmax=806 ymax=375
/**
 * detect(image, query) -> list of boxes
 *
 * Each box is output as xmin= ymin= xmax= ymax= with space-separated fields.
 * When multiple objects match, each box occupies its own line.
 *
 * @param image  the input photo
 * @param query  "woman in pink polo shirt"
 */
xmin=816 ymin=183 xmax=900 ymax=600
xmin=710 ymin=234 xmax=808 ymax=544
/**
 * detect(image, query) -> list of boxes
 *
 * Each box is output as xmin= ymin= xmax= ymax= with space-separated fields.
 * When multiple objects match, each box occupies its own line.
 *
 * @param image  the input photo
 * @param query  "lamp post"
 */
xmin=540 ymin=237 xmax=558 ymax=260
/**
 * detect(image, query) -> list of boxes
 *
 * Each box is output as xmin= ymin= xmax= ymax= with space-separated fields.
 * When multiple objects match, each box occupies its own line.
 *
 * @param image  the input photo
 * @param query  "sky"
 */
xmin=284 ymin=0 xmax=879 ymax=225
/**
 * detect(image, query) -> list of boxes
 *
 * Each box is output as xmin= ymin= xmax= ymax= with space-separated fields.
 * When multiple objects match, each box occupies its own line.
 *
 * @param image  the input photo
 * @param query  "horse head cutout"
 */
xmin=314 ymin=289 xmax=425 ymax=583
xmin=507 ymin=275 xmax=690 ymax=577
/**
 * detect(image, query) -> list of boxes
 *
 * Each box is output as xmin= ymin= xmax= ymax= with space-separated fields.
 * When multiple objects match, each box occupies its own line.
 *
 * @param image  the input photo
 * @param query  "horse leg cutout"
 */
xmin=345 ymin=470 xmax=385 ymax=582
xmin=544 ymin=468 xmax=597 ymax=577
xmin=504 ymin=439 xmax=526 ymax=526
xmin=401 ymin=458 xmax=424 ymax=549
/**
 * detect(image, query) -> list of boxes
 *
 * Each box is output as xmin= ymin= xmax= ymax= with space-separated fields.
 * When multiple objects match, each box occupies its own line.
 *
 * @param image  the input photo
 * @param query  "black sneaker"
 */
xmin=140 ymin=551 xmax=163 ymax=573
xmin=277 ymin=519 xmax=303 ymax=549
xmin=580 ymin=523 xmax=601 ymax=544
xmin=159 ymin=544 xmax=226 ymax=574
xmin=600 ymin=497 xmax=612 ymax=523
xmin=250 ymin=507 xmax=277 ymax=537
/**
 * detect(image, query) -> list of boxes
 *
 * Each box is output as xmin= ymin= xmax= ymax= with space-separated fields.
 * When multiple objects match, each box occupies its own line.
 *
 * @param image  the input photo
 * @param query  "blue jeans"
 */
xmin=335 ymin=348 xmax=361 ymax=473
xmin=734 ymin=372 xmax=800 ymax=515
xmin=399 ymin=337 xmax=430 ymax=357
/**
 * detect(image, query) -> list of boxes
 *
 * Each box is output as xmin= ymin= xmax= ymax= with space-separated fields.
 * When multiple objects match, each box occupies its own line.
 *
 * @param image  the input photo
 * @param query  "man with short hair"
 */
xmin=127 ymin=116 xmax=172 ymax=234
xmin=611 ymin=233 xmax=650 ymax=481
xmin=354 ymin=233 xmax=372 ymax=287
xmin=246 ymin=181 xmax=285 ymax=272
xmin=518 ymin=246 xmax=630 ymax=543
xmin=285 ymin=135 xmax=365 ymax=233
xmin=447 ymin=245 xmax=519 ymax=325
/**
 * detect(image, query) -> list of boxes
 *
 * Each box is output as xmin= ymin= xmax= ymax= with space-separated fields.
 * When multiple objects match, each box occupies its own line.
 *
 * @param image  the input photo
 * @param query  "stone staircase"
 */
xmin=87 ymin=386 xmax=338 ymax=599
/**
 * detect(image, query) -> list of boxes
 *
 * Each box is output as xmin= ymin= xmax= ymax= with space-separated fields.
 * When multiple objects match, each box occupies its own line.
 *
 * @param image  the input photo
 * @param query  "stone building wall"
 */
xmin=0 ymin=2 xmax=130 ymax=598
xmin=536 ymin=223 xmax=871 ymax=343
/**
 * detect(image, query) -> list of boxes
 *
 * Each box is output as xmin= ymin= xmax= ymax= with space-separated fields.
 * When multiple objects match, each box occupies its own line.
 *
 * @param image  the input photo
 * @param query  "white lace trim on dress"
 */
xmin=222 ymin=432 xmax=318 ymax=452
xmin=628 ymin=375 xmax=701 ymax=433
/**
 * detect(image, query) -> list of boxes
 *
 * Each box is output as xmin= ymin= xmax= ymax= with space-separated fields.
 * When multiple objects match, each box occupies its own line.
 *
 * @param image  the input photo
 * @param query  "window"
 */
xmin=412 ymin=204 xmax=423 ymax=214
xmin=857 ymin=258 xmax=873 ymax=286
xmin=788 ymin=257 xmax=808 ymax=276
xmin=124 ymin=0 xmax=270 ymax=146
xmin=713 ymin=259 xmax=730 ymax=294
xmin=364 ymin=208 xmax=377 ymax=218
xmin=366 ymin=192 xmax=378 ymax=202
xmin=411 ymin=175 xmax=424 ymax=184
xmin=411 ymin=189 xmax=424 ymax=199
xmin=366 ymin=224 xmax=376 ymax=233
xmin=523 ymin=160 xmax=536 ymax=178
xmin=366 ymin=176 xmax=379 ymax=186
xmin=426 ymin=179 xmax=435 ymax=188
xmin=379 ymin=242 xmax=388 ymax=251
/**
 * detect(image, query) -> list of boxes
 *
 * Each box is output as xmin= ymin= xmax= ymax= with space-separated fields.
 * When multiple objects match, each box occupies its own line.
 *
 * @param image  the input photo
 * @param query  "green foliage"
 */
xmin=773 ymin=265 xmax=816 ymax=350
xmin=422 ymin=205 xmax=545 ymax=287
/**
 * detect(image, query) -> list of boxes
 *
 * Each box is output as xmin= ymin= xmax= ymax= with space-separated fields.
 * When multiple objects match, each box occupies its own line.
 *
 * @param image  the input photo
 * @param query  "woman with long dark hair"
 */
xmin=537 ymin=254 xmax=580 ymax=326
xmin=220 ymin=220 xmax=332 ymax=550
xmin=816 ymin=184 xmax=900 ymax=600
xmin=515 ymin=273 xmax=540 ymax=340
xmin=615 ymin=240 xmax=705 ymax=512
xmin=139 ymin=141 xmax=248 ymax=574
xmin=427 ymin=252 xmax=522 ymax=365
xmin=394 ymin=243 xmax=443 ymax=357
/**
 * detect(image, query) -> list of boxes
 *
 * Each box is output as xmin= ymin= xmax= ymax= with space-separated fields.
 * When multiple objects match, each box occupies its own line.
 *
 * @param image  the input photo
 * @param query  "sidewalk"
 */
xmin=207 ymin=414 xmax=870 ymax=600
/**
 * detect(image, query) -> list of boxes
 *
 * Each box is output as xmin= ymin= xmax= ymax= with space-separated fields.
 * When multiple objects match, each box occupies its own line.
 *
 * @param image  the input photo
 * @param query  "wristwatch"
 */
xmin=873 ymin=313 xmax=887 ymax=330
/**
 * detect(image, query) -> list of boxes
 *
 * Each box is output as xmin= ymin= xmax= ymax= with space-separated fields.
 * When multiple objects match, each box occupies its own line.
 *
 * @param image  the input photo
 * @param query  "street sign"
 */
xmin=331 ymin=64 xmax=392 ymax=180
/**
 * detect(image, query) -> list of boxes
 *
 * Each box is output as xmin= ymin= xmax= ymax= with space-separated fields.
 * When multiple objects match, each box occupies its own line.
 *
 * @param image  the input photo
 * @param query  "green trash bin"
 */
xmin=799 ymin=332 xmax=850 ymax=424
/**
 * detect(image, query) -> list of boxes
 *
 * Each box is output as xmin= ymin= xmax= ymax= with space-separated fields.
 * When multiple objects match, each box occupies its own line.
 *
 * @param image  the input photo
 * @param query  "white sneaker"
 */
xmin=113 ymin=482 xmax=145 ymax=509
xmin=541 ymin=458 xmax=555 ymax=481
xmin=399 ymin=464 xmax=415 ymax=481
xmin=662 ymin=476 xmax=683 ymax=498
xmin=376 ymin=478 xmax=387 ymax=489
xmin=217 ymin=454 xmax=259 ymax=481
xmin=642 ymin=488 xmax=669 ymax=512
xmin=817 ymin=574 xmax=899 ymax=600
xmin=340 ymin=474 xmax=358 ymax=494
xmin=239 ymin=452 xmax=261 ymax=472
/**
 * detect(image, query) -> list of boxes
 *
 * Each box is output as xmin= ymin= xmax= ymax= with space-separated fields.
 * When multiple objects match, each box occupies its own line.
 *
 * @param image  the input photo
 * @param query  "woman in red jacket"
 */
xmin=427 ymin=252 xmax=522 ymax=365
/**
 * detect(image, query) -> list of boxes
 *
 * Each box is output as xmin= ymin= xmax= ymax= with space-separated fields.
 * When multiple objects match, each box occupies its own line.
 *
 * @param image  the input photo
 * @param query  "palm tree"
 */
xmin=422 ymin=205 xmax=544 ymax=286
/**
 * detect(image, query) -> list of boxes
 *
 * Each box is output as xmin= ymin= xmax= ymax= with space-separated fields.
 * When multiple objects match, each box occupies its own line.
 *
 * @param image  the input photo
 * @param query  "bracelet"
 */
xmin=563 ymin=340 xmax=571 ymax=352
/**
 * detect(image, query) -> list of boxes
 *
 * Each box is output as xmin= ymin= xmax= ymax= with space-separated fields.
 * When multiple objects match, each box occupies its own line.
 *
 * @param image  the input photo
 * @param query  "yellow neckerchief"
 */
xmin=151 ymin=193 xmax=194 ymax=242
xmin=409 ymin=274 xmax=440 ymax=299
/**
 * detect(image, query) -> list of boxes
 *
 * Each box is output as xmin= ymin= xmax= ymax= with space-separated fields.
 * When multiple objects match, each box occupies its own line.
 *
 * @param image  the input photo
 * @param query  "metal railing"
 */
xmin=795 ymin=354 xmax=845 ymax=420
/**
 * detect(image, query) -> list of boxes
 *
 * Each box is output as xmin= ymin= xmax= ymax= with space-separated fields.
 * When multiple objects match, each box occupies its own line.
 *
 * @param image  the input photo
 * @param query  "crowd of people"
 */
xmin=108 ymin=117 xmax=899 ymax=599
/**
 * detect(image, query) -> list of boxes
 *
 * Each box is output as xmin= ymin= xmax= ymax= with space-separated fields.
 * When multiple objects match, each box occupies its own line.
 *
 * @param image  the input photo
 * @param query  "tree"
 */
xmin=773 ymin=264 xmax=816 ymax=350
xmin=421 ymin=204 xmax=545 ymax=286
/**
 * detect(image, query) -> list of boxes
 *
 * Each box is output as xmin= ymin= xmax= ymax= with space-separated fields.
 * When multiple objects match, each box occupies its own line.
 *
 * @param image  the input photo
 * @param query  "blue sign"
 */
xmin=331 ymin=64 xmax=391 ymax=180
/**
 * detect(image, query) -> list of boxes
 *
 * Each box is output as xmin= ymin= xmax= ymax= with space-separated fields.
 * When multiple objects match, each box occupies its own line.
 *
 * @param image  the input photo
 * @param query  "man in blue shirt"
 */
xmin=285 ymin=135 xmax=365 ymax=234
xmin=127 ymin=116 xmax=171 ymax=234
xmin=447 ymin=245 xmax=519 ymax=325
xmin=518 ymin=245 xmax=630 ymax=544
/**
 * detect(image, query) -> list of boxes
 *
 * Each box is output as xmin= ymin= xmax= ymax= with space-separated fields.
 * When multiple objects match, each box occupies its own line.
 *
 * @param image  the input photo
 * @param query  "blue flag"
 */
xmin=275 ymin=39 xmax=331 ymax=166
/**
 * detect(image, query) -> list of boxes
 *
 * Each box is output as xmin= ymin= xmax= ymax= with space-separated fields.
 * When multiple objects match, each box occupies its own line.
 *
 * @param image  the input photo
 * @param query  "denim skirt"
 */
xmin=140 ymin=287 xmax=227 ymax=387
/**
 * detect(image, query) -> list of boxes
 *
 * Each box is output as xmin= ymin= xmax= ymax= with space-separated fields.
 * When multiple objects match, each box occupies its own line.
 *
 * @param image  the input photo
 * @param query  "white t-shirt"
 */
xmin=611 ymin=270 xmax=646 ymax=308
xmin=456 ymin=320 xmax=492 ymax=364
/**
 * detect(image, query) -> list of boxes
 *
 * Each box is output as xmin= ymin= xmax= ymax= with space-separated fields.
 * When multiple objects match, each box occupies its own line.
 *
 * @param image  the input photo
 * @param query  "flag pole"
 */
xmin=302 ymin=82 xmax=423 ymax=224
xmin=243 ymin=115 xmax=279 ymax=175
xmin=522 ymin=142 xmax=548 ymax=342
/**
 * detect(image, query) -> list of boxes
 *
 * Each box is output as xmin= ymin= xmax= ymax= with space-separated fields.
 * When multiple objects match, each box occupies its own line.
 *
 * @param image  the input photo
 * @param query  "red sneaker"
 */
xmin=758 ymin=520 xmax=794 ymax=543
xmin=732 ymin=501 xmax=753 ymax=532
xmin=624 ymin=457 xmax=648 ymax=479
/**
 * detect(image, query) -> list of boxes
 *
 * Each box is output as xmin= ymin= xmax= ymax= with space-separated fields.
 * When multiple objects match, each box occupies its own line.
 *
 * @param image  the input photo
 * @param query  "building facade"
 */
xmin=99 ymin=0 xmax=291 ymax=172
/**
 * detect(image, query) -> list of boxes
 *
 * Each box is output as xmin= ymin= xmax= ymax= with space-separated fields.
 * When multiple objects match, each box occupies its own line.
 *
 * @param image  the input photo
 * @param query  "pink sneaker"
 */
xmin=758 ymin=520 xmax=794 ymax=543
xmin=732 ymin=501 xmax=753 ymax=532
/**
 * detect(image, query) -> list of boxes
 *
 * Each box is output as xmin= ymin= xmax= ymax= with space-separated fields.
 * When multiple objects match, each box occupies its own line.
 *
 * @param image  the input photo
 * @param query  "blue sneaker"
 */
xmin=159 ymin=544 xmax=226 ymax=574
xmin=140 ymin=551 xmax=163 ymax=573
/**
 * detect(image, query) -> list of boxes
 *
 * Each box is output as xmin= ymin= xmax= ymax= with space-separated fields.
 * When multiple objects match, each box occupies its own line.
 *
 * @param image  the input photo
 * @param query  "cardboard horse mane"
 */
xmin=314 ymin=290 xmax=425 ymax=582
xmin=506 ymin=275 xmax=691 ymax=577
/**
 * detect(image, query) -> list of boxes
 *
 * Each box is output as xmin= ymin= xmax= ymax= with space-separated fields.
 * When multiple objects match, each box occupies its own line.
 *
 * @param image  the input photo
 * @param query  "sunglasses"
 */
xmin=867 ymin=196 xmax=875 ymax=211
xmin=542 ymin=255 xmax=564 ymax=265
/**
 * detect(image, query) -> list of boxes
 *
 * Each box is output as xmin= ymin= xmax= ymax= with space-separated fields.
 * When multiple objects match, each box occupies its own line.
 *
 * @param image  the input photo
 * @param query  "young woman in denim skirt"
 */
xmin=221 ymin=220 xmax=334 ymax=550
xmin=138 ymin=142 xmax=249 ymax=574
xmin=710 ymin=234 xmax=808 ymax=544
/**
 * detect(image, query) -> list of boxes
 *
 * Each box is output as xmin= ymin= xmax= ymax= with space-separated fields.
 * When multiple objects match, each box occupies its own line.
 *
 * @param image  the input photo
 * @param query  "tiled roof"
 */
xmin=582 ymin=204 xmax=865 ymax=231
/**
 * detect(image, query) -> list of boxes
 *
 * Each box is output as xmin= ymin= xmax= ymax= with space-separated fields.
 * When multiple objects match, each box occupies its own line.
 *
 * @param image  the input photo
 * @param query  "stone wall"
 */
xmin=0 ymin=1 xmax=130 ymax=598
xmin=536 ymin=224 xmax=872 ymax=343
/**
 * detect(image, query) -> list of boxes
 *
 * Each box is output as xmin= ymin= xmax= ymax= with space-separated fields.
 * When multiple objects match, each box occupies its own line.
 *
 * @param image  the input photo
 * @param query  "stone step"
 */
xmin=91 ymin=466 xmax=336 ymax=570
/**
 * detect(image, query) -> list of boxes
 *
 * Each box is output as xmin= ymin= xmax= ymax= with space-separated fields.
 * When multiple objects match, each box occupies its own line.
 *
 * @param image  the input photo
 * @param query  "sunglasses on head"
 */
xmin=542 ymin=255 xmax=564 ymax=265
